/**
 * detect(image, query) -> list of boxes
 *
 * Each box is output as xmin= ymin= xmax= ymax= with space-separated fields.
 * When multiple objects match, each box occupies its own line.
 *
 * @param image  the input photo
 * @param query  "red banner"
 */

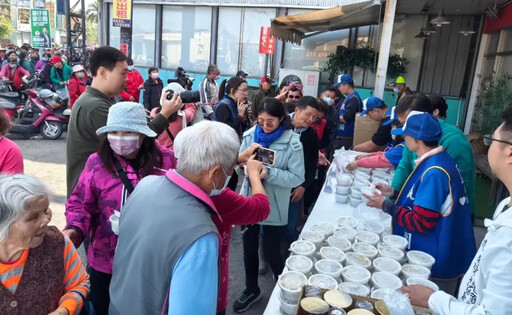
xmin=258 ymin=27 xmax=275 ymax=55
xmin=120 ymin=44 xmax=128 ymax=56
xmin=483 ymin=3 xmax=512 ymax=34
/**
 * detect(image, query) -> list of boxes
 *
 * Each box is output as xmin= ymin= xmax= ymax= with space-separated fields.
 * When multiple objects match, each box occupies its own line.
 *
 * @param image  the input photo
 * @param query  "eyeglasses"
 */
xmin=288 ymin=95 xmax=302 ymax=100
xmin=236 ymin=88 xmax=249 ymax=93
xmin=483 ymin=135 xmax=512 ymax=146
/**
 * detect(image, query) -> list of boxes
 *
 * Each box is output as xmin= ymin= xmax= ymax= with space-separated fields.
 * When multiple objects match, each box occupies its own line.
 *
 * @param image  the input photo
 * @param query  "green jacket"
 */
xmin=50 ymin=64 xmax=73 ymax=88
xmin=391 ymin=119 xmax=476 ymax=214
xmin=21 ymin=60 xmax=35 ymax=74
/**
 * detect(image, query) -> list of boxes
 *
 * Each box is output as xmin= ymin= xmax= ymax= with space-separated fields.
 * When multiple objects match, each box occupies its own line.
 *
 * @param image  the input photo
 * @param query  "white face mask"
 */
xmin=151 ymin=73 xmax=159 ymax=80
xmin=128 ymin=66 xmax=134 ymax=71
xmin=76 ymin=72 xmax=86 ymax=78
xmin=393 ymin=87 xmax=400 ymax=93
xmin=209 ymin=166 xmax=231 ymax=196
xmin=322 ymin=96 xmax=335 ymax=106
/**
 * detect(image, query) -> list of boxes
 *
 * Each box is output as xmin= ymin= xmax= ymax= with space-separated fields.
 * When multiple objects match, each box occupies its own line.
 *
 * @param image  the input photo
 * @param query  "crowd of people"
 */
xmin=0 ymin=44 xmax=510 ymax=315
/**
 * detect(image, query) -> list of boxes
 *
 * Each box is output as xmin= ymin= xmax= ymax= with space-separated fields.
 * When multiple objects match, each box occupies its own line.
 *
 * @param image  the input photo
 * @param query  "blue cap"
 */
xmin=360 ymin=96 xmax=385 ymax=116
xmin=391 ymin=111 xmax=442 ymax=141
xmin=333 ymin=74 xmax=354 ymax=87
xmin=383 ymin=106 xmax=397 ymax=126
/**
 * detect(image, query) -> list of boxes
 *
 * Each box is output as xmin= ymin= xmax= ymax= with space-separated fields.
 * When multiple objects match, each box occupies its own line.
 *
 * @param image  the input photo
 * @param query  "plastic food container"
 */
xmin=378 ymin=245 xmax=405 ymax=261
xmin=353 ymin=178 xmax=371 ymax=190
xmin=352 ymin=242 xmax=378 ymax=260
xmin=335 ymin=193 xmax=349 ymax=204
xmin=278 ymin=271 xmax=308 ymax=303
xmin=333 ymin=227 xmax=357 ymax=242
xmin=345 ymin=252 xmax=372 ymax=269
xmin=371 ymin=272 xmax=403 ymax=290
xmin=336 ymin=185 xmax=350 ymax=195
xmin=360 ymin=186 xmax=380 ymax=203
xmin=290 ymin=240 xmax=316 ymax=259
xmin=315 ymin=259 xmax=344 ymax=279
xmin=341 ymin=265 xmax=371 ymax=284
xmin=328 ymin=235 xmax=353 ymax=252
xmin=308 ymin=274 xmax=339 ymax=290
xmin=337 ymin=216 xmax=359 ymax=229
xmin=310 ymin=222 xmax=337 ymax=238
xmin=336 ymin=174 xmax=353 ymax=187
xmin=347 ymin=309 xmax=373 ymax=315
xmin=362 ymin=221 xmax=385 ymax=236
xmin=338 ymin=282 xmax=370 ymax=297
xmin=373 ymin=257 xmax=402 ymax=276
xmin=324 ymin=290 xmax=353 ymax=309
xmin=300 ymin=297 xmax=330 ymax=315
xmin=300 ymin=231 xmax=324 ymax=250
xmin=407 ymin=250 xmax=436 ymax=269
xmin=406 ymin=277 xmax=440 ymax=291
xmin=349 ymin=195 xmax=363 ymax=207
xmin=371 ymin=288 xmax=393 ymax=300
xmin=401 ymin=264 xmax=431 ymax=280
xmin=319 ymin=246 xmax=346 ymax=264
xmin=285 ymin=255 xmax=314 ymax=275
xmin=355 ymin=231 xmax=380 ymax=246
xmin=278 ymin=292 xmax=299 ymax=315
xmin=382 ymin=235 xmax=408 ymax=251
xmin=350 ymin=188 xmax=363 ymax=199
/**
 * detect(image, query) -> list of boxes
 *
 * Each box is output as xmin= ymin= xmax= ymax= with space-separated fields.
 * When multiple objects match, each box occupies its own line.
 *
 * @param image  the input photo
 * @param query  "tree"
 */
xmin=0 ymin=16 xmax=13 ymax=38
xmin=86 ymin=19 xmax=98 ymax=45
xmin=86 ymin=0 xmax=98 ymax=23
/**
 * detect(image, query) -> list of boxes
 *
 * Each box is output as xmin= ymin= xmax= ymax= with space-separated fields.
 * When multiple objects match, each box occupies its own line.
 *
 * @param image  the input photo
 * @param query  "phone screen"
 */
xmin=255 ymin=147 xmax=276 ymax=166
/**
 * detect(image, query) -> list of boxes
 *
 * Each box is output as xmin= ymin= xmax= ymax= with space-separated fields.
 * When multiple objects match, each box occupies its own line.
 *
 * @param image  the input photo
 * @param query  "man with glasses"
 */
xmin=403 ymin=107 xmax=512 ymax=314
xmin=333 ymin=74 xmax=362 ymax=150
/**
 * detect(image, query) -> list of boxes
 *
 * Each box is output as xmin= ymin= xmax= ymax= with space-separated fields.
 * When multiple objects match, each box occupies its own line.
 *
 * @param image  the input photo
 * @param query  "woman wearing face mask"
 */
xmin=120 ymin=58 xmax=144 ymax=103
xmin=0 ymin=56 xmax=30 ymax=91
xmin=143 ymin=67 xmax=163 ymax=111
xmin=234 ymin=97 xmax=305 ymax=312
xmin=35 ymin=52 xmax=50 ymax=72
xmin=68 ymin=65 xmax=88 ymax=109
xmin=63 ymin=102 xmax=176 ymax=315
xmin=19 ymin=51 xmax=35 ymax=74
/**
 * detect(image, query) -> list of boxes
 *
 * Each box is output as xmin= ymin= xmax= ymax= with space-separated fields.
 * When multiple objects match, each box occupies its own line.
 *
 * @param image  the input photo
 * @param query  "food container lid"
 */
xmin=279 ymin=271 xmax=308 ymax=292
xmin=371 ymin=272 xmax=403 ymax=290
xmin=355 ymin=231 xmax=380 ymax=245
xmin=347 ymin=309 xmax=374 ymax=315
xmin=290 ymin=240 xmax=316 ymax=255
xmin=337 ymin=216 xmax=359 ymax=229
xmin=339 ymin=282 xmax=370 ymax=297
xmin=362 ymin=221 xmax=385 ymax=235
xmin=310 ymin=222 xmax=337 ymax=237
xmin=352 ymin=242 xmax=378 ymax=258
xmin=286 ymin=255 xmax=313 ymax=272
xmin=300 ymin=297 xmax=330 ymax=314
xmin=324 ymin=290 xmax=353 ymax=309
xmin=320 ymin=246 xmax=346 ymax=262
xmin=406 ymin=277 xmax=440 ymax=291
xmin=373 ymin=257 xmax=401 ymax=274
xmin=328 ymin=235 xmax=353 ymax=252
xmin=401 ymin=264 xmax=431 ymax=278
xmin=341 ymin=265 xmax=371 ymax=282
xmin=407 ymin=250 xmax=435 ymax=266
xmin=371 ymin=288 xmax=393 ymax=300
xmin=315 ymin=259 xmax=343 ymax=274
xmin=378 ymin=245 xmax=405 ymax=261
xmin=345 ymin=252 xmax=372 ymax=268
xmin=308 ymin=274 xmax=339 ymax=290
xmin=382 ymin=235 xmax=408 ymax=249
xmin=301 ymin=230 xmax=325 ymax=243
xmin=334 ymin=227 xmax=357 ymax=240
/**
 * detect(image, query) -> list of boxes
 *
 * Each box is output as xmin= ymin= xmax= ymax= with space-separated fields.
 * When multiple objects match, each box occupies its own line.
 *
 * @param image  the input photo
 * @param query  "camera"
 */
xmin=167 ymin=67 xmax=195 ymax=90
xmin=165 ymin=89 xmax=201 ymax=103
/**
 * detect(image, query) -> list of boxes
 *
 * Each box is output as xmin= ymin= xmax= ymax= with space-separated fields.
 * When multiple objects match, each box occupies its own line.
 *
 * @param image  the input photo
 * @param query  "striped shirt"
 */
xmin=0 ymin=234 xmax=90 ymax=315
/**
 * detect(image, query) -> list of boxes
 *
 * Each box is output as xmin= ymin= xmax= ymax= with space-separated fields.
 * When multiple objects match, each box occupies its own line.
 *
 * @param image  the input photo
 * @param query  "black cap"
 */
xmin=236 ymin=70 xmax=248 ymax=77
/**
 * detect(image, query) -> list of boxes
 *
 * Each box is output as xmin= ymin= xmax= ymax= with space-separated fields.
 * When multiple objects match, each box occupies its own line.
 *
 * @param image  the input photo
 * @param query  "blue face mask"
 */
xmin=41 ymin=57 xmax=49 ymax=62
xmin=209 ymin=166 xmax=231 ymax=196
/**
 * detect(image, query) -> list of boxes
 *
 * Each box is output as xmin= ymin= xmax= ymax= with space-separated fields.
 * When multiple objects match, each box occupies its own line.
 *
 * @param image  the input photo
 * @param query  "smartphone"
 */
xmin=255 ymin=147 xmax=276 ymax=166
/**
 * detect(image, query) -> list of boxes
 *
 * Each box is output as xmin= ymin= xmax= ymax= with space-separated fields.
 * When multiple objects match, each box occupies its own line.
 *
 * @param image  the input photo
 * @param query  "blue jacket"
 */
xmin=337 ymin=91 xmax=362 ymax=137
xmin=240 ymin=127 xmax=305 ymax=226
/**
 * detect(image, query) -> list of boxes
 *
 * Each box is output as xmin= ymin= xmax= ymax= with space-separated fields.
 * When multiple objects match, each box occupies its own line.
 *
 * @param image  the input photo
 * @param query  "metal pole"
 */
xmin=373 ymin=0 xmax=397 ymax=99
xmin=65 ymin=0 xmax=72 ymax=56
xmin=81 ymin=0 xmax=87 ymax=63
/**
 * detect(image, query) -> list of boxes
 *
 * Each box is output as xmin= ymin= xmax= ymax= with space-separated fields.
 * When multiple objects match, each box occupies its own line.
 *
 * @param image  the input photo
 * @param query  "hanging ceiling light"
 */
xmin=459 ymin=20 xmax=476 ymax=36
xmin=430 ymin=9 xmax=451 ymax=27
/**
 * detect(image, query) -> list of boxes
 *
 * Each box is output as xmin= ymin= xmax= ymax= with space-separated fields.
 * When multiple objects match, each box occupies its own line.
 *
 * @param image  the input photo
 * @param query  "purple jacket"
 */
xmin=65 ymin=145 xmax=176 ymax=274
xmin=35 ymin=60 xmax=47 ymax=72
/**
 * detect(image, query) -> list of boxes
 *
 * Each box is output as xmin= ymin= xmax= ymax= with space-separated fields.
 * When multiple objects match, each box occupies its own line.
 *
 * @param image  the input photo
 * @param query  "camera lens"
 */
xmin=179 ymin=90 xmax=201 ymax=103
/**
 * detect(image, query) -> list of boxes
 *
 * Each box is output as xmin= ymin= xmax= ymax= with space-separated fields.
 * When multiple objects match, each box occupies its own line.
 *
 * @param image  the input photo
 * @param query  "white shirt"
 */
xmin=428 ymin=197 xmax=512 ymax=315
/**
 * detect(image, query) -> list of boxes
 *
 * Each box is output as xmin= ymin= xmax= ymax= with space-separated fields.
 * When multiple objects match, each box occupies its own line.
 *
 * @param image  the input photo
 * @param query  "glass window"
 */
xmin=132 ymin=5 xmax=156 ymax=67
xmin=217 ymin=7 xmax=242 ymax=76
xmin=240 ymin=8 xmax=276 ymax=78
xmin=161 ymin=6 xmax=212 ymax=73
xmin=109 ymin=4 xmax=121 ymax=49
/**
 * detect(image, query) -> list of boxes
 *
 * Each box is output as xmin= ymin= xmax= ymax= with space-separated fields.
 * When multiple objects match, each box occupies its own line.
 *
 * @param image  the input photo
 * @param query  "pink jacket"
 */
xmin=152 ymin=103 xmax=196 ymax=149
xmin=355 ymin=151 xmax=393 ymax=168
xmin=65 ymin=145 xmax=176 ymax=274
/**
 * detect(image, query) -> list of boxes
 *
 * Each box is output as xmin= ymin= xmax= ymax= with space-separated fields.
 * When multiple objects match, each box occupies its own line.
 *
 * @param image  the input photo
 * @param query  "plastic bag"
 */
xmin=56 ymin=86 xmax=69 ymax=100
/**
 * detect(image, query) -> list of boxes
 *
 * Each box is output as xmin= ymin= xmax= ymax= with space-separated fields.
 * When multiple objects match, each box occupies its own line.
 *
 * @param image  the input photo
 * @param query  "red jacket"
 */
xmin=312 ymin=118 xmax=327 ymax=141
xmin=120 ymin=70 xmax=144 ymax=102
xmin=68 ymin=76 xmax=88 ymax=109
xmin=211 ymin=189 xmax=270 ymax=312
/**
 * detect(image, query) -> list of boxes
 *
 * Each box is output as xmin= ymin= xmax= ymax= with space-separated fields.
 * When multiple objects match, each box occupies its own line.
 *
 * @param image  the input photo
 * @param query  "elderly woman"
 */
xmin=109 ymin=121 xmax=241 ymax=315
xmin=0 ymin=174 xmax=89 ymax=315
xmin=64 ymin=101 xmax=176 ymax=315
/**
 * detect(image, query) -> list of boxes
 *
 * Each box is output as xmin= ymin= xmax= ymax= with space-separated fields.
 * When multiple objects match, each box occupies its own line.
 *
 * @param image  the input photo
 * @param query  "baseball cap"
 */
xmin=261 ymin=75 xmax=274 ymax=84
xmin=395 ymin=76 xmax=406 ymax=85
xmin=50 ymin=56 xmax=62 ymax=64
xmin=236 ymin=70 xmax=248 ymax=77
xmin=72 ymin=65 xmax=85 ymax=73
xmin=333 ymin=74 xmax=354 ymax=87
xmin=383 ymin=106 xmax=397 ymax=126
xmin=360 ymin=96 xmax=385 ymax=116
xmin=391 ymin=111 xmax=442 ymax=141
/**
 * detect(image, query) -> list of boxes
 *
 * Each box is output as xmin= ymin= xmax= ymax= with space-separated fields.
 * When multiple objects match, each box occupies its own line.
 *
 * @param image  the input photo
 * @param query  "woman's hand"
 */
xmin=364 ymin=193 xmax=386 ymax=209
xmin=239 ymin=143 xmax=262 ymax=164
xmin=401 ymin=285 xmax=435 ymax=309
xmin=375 ymin=183 xmax=394 ymax=197
xmin=346 ymin=161 xmax=357 ymax=171
xmin=48 ymin=306 xmax=69 ymax=315
xmin=276 ymin=87 xmax=288 ymax=102
xmin=160 ymin=92 xmax=182 ymax=119
xmin=237 ymin=99 xmax=247 ymax=117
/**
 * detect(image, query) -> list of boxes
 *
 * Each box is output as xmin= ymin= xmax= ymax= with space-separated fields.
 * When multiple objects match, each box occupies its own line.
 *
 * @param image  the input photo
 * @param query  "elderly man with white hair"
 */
xmin=109 ymin=120 xmax=241 ymax=315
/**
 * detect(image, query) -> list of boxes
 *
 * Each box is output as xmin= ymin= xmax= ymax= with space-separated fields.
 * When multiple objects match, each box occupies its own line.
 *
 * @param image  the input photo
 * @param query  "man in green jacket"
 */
xmin=50 ymin=56 xmax=73 ymax=89
xmin=391 ymin=94 xmax=476 ymax=215
xmin=66 ymin=47 xmax=183 ymax=196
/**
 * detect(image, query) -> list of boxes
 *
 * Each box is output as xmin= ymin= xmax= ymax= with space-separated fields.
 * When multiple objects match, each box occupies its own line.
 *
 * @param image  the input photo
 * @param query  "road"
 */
xmin=9 ymin=132 xmax=275 ymax=315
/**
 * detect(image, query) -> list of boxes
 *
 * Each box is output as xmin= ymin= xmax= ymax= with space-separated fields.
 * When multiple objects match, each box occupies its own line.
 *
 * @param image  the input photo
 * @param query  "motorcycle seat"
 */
xmin=0 ymin=101 xmax=16 ymax=109
xmin=0 ymin=92 xmax=20 ymax=99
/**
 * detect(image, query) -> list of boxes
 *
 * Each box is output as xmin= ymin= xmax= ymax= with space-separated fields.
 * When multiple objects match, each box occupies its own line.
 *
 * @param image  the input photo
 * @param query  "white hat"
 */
xmin=72 ymin=65 xmax=85 ymax=73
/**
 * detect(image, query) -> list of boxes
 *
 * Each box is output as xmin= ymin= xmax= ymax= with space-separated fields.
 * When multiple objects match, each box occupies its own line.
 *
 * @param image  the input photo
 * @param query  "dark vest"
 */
xmin=0 ymin=226 xmax=65 ymax=315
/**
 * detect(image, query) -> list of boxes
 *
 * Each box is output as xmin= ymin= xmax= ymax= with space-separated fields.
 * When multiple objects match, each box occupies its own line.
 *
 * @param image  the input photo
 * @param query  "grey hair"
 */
xmin=207 ymin=64 xmax=218 ymax=75
xmin=0 ymin=174 xmax=53 ymax=242
xmin=173 ymin=121 xmax=240 ymax=175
